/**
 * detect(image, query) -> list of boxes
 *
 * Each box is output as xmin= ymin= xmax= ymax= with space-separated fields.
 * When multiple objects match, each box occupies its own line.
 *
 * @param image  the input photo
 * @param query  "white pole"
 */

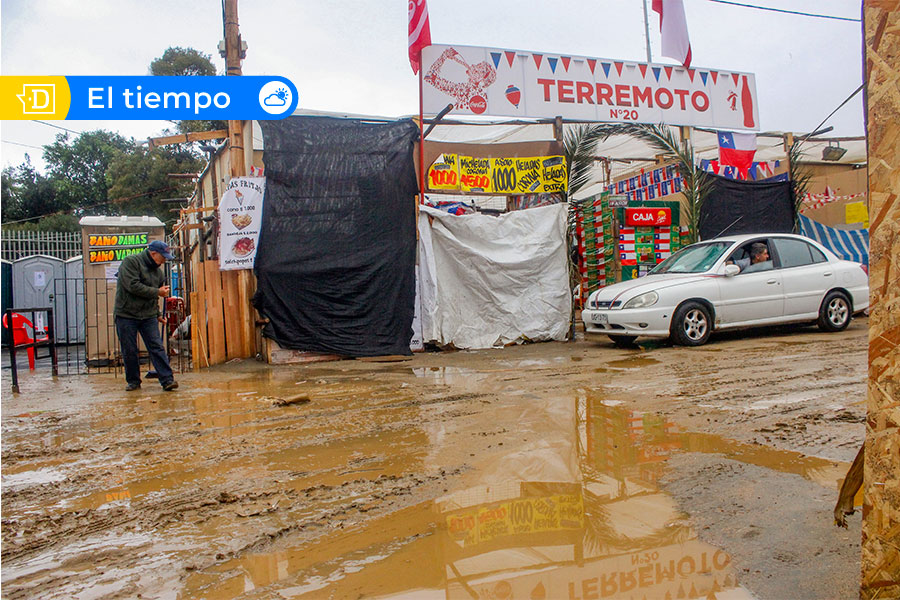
xmin=642 ymin=0 xmax=653 ymax=63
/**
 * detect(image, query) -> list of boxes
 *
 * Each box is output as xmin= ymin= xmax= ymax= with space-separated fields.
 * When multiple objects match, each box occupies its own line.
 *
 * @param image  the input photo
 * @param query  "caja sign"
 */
xmin=625 ymin=207 xmax=671 ymax=227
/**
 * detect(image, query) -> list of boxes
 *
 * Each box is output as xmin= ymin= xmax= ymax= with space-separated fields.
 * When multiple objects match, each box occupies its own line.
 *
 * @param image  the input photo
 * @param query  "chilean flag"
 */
xmin=718 ymin=131 xmax=757 ymax=180
xmin=652 ymin=0 xmax=692 ymax=69
xmin=408 ymin=0 xmax=432 ymax=74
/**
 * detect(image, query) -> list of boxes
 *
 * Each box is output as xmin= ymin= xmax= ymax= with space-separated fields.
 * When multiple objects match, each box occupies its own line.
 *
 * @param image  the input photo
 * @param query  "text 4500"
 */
xmin=610 ymin=108 xmax=639 ymax=120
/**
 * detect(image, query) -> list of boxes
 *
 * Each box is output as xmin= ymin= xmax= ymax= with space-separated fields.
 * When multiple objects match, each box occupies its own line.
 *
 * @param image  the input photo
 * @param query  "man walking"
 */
xmin=114 ymin=240 xmax=179 ymax=392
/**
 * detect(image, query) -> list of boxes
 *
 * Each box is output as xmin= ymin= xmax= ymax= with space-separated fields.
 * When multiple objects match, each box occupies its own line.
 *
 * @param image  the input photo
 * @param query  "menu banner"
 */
xmin=428 ymin=153 xmax=567 ymax=195
xmin=218 ymin=177 xmax=265 ymax=271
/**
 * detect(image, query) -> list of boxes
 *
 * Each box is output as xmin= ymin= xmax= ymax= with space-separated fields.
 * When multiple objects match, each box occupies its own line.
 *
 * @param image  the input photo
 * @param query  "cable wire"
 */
xmin=706 ymin=0 xmax=861 ymax=22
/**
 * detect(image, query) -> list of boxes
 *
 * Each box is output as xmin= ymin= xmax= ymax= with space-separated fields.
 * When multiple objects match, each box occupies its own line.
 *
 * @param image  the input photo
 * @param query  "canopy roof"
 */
xmin=253 ymin=110 xmax=865 ymax=206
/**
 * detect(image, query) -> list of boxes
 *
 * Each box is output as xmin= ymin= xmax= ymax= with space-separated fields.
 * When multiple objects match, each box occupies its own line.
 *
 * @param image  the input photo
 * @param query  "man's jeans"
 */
xmin=115 ymin=316 xmax=174 ymax=387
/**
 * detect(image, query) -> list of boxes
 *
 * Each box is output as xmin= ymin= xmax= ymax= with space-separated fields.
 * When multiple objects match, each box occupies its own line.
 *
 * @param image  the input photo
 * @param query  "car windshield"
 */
xmin=650 ymin=242 xmax=733 ymax=274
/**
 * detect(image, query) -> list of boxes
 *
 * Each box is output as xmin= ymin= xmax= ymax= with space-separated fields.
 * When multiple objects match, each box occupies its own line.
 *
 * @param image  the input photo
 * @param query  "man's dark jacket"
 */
xmin=114 ymin=249 xmax=164 ymax=320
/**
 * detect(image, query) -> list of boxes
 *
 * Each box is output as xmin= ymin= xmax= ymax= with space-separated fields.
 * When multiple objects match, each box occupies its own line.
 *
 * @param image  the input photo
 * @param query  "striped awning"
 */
xmin=799 ymin=214 xmax=869 ymax=266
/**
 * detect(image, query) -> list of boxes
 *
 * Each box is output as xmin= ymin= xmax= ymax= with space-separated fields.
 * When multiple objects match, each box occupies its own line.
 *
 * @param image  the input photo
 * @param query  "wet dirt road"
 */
xmin=1 ymin=320 xmax=867 ymax=599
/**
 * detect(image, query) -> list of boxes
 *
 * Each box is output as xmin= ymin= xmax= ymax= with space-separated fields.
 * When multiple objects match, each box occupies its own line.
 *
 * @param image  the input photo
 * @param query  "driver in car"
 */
xmin=731 ymin=242 xmax=772 ymax=273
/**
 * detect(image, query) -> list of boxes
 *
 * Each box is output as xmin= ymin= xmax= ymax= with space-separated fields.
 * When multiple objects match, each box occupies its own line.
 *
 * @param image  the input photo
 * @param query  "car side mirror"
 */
xmin=724 ymin=264 xmax=740 ymax=277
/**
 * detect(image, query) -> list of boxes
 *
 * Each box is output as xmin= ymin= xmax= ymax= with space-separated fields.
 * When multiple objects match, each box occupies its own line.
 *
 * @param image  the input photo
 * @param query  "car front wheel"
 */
xmin=818 ymin=291 xmax=851 ymax=332
xmin=671 ymin=301 xmax=712 ymax=346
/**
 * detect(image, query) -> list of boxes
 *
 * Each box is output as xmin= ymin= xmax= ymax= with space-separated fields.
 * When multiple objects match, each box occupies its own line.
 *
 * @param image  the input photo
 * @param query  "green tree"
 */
xmin=107 ymin=146 xmax=203 ymax=226
xmin=150 ymin=46 xmax=217 ymax=76
xmin=150 ymin=46 xmax=226 ymax=135
xmin=1 ymin=157 xmax=75 ymax=230
xmin=42 ymin=130 xmax=134 ymax=213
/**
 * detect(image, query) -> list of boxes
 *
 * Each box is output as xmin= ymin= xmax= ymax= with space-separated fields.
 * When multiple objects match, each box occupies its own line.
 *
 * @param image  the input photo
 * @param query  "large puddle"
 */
xmin=2 ymin=369 xmax=855 ymax=599
xmin=174 ymin=392 xmax=847 ymax=599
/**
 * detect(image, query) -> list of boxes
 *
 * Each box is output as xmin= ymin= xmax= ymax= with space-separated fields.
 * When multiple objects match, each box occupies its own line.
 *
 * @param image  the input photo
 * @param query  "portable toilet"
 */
xmin=64 ymin=256 xmax=86 ymax=343
xmin=12 ymin=254 xmax=65 ymax=339
xmin=1 ymin=259 xmax=12 ymax=347
xmin=79 ymin=216 xmax=166 ymax=365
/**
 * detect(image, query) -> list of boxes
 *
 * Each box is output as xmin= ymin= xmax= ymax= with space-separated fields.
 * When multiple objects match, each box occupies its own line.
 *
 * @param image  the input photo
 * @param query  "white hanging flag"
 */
xmin=652 ymin=0 xmax=692 ymax=68
xmin=218 ymin=177 xmax=265 ymax=271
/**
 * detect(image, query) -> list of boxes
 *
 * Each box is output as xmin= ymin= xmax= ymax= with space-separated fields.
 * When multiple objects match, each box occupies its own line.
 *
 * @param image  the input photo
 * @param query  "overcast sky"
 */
xmin=1 ymin=0 xmax=865 ymax=173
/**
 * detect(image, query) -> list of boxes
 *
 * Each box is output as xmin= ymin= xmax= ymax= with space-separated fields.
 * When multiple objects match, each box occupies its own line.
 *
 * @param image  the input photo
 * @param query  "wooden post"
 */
xmin=862 ymin=4 xmax=900 ymax=599
xmin=223 ymin=0 xmax=256 ymax=359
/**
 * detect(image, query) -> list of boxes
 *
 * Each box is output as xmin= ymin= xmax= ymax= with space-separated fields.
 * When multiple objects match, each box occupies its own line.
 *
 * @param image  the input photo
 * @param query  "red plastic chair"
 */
xmin=3 ymin=312 xmax=48 ymax=370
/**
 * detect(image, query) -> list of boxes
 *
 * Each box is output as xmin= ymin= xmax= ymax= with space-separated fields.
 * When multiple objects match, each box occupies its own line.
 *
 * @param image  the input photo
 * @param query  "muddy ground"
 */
xmin=1 ymin=320 xmax=867 ymax=599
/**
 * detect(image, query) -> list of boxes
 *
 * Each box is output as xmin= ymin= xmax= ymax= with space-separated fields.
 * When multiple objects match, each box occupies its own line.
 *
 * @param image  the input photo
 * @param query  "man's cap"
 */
xmin=148 ymin=240 xmax=174 ymax=260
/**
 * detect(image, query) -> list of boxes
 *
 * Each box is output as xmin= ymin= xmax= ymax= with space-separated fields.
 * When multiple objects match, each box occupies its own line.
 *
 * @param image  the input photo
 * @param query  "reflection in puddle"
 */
xmin=182 ymin=396 xmax=776 ymax=599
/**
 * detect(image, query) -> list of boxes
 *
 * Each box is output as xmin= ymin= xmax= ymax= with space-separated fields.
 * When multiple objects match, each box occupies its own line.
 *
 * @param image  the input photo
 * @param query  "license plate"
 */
xmin=591 ymin=313 xmax=608 ymax=324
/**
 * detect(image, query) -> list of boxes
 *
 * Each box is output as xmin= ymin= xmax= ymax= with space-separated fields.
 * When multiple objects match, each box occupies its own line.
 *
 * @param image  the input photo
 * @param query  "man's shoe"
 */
xmin=162 ymin=381 xmax=179 ymax=392
xmin=125 ymin=383 xmax=141 ymax=391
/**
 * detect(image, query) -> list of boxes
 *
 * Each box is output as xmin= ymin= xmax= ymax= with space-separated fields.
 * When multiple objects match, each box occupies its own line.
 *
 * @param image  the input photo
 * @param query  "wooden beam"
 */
xmin=148 ymin=129 xmax=228 ymax=150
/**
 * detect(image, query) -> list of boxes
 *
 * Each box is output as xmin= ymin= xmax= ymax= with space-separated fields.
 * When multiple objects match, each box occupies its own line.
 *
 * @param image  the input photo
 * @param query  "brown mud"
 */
xmin=1 ymin=320 xmax=867 ymax=599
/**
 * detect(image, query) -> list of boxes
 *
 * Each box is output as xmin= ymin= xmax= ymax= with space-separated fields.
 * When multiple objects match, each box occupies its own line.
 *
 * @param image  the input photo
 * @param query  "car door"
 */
xmin=771 ymin=237 xmax=832 ymax=318
xmin=716 ymin=239 xmax=785 ymax=326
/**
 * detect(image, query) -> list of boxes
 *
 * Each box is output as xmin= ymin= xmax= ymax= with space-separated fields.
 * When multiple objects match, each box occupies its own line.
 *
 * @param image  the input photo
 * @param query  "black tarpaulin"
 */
xmin=699 ymin=175 xmax=794 ymax=240
xmin=254 ymin=116 xmax=419 ymax=356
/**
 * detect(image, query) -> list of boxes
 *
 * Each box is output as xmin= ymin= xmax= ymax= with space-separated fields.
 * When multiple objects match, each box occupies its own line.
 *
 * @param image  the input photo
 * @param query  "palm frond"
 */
xmin=788 ymin=141 xmax=812 ymax=232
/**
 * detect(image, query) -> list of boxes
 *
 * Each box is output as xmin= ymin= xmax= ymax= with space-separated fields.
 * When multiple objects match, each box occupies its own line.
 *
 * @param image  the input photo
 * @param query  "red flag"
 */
xmin=652 ymin=0 xmax=692 ymax=69
xmin=408 ymin=0 xmax=432 ymax=74
xmin=718 ymin=131 xmax=757 ymax=179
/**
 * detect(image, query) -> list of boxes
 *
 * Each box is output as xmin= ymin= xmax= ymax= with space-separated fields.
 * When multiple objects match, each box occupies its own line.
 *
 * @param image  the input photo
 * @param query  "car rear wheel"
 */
xmin=671 ymin=301 xmax=712 ymax=346
xmin=818 ymin=291 xmax=851 ymax=332
xmin=608 ymin=335 xmax=638 ymax=348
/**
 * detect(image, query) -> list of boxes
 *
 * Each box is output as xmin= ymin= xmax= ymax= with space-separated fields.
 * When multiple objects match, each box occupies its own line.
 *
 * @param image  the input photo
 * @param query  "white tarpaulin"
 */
xmin=418 ymin=203 xmax=571 ymax=349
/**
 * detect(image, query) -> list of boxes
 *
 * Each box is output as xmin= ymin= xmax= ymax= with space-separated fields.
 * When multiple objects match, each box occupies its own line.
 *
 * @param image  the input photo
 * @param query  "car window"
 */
xmin=650 ymin=242 xmax=732 ymax=274
xmin=773 ymin=238 xmax=818 ymax=268
xmin=809 ymin=244 xmax=827 ymax=263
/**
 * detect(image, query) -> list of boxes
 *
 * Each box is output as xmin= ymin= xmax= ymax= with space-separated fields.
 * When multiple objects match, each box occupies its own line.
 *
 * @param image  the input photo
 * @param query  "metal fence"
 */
xmin=1 ymin=231 xmax=82 ymax=261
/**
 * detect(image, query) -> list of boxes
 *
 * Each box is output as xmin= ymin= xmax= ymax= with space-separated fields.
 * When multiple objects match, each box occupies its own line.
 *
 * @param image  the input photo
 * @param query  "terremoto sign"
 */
xmin=422 ymin=44 xmax=758 ymax=130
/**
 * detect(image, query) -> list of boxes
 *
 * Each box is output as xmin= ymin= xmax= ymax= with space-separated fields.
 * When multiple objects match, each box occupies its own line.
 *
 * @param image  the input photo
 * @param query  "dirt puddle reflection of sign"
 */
xmin=175 ymin=392 xmax=856 ymax=599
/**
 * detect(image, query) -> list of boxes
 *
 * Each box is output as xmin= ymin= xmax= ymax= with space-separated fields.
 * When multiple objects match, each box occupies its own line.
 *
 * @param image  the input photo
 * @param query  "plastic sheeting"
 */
xmin=418 ymin=203 xmax=571 ymax=349
xmin=254 ymin=116 xmax=419 ymax=357
xmin=699 ymin=174 xmax=794 ymax=239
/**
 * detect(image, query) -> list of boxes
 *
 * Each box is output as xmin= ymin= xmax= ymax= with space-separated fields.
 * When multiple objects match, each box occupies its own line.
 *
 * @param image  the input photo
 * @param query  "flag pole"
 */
xmin=418 ymin=63 xmax=426 ymax=207
xmin=642 ymin=0 xmax=653 ymax=63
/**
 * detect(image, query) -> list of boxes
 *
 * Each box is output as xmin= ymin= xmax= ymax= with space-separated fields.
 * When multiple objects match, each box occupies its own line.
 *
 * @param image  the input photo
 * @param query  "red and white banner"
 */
xmin=422 ymin=44 xmax=758 ymax=130
xmin=408 ymin=0 xmax=431 ymax=74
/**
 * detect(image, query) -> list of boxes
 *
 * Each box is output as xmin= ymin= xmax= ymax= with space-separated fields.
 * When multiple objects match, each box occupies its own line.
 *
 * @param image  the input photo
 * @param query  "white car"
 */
xmin=582 ymin=233 xmax=869 ymax=347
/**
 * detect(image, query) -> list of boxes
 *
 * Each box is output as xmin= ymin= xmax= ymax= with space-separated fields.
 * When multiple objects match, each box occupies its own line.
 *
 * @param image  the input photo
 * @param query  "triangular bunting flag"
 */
xmin=700 ymin=71 xmax=708 ymax=85
xmin=639 ymin=64 xmax=648 ymax=78
xmin=665 ymin=593 xmax=673 ymax=600
xmin=711 ymin=71 xmax=719 ymax=84
xmin=711 ymin=580 xmax=721 ymax=593
xmin=652 ymin=67 xmax=662 ymax=81
xmin=561 ymin=56 xmax=571 ymax=71
xmin=687 ymin=69 xmax=695 ymax=82
xmin=689 ymin=583 xmax=699 ymax=599
xmin=664 ymin=66 xmax=673 ymax=80
xmin=490 ymin=52 xmax=502 ymax=69
xmin=614 ymin=61 xmax=624 ymax=76
xmin=706 ymin=592 xmax=718 ymax=600
xmin=587 ymin=58 xmax=597 ymax=73
xmin=677 ymin=583 xmax=686 ymax=599
xmin=602 ymin=62 xmax=612 ymax=77
xmin=548 ymin=57 xmax=558 ymax=73
xmin=731 ymin=73 xmax=740 ymax=86
xmin=505 ymin=51 xmax=516 ymax=67
xmin=533 ymin=54 xmax=543 ymax=69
